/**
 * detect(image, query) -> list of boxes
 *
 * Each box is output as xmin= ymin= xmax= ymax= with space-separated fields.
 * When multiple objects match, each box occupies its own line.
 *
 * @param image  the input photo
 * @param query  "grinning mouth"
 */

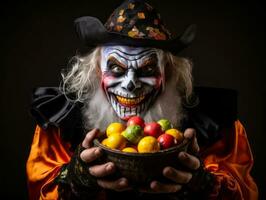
xmin=115 ymin=95 xmax=145 ymax=107
xmin=108 ymin=90 xmax=158 ymax=119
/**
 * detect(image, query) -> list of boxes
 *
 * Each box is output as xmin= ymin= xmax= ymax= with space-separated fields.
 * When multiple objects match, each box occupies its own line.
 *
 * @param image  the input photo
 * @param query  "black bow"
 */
xmin=30 ymin=87 xmax=85 ymax=150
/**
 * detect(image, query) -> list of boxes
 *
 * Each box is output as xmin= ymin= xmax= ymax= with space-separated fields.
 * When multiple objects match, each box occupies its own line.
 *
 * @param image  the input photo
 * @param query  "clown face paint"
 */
xmin=101 ymin=46 xmax=163 ymax=120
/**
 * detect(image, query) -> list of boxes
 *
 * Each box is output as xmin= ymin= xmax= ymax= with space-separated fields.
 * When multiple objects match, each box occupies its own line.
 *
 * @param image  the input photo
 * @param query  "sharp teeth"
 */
xmin=116 ymin=95 xmax=145 ymax=106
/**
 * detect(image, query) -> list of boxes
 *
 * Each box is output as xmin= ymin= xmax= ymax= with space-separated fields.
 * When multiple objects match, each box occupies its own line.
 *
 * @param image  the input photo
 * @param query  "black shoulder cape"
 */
xmin=30 ymin=87 xmax=237 ymax=150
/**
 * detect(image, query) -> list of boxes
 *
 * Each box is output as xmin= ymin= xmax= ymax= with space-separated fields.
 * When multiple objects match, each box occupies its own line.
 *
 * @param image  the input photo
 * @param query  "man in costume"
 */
xmin=26 ymin=0 xmax=258 ymax=199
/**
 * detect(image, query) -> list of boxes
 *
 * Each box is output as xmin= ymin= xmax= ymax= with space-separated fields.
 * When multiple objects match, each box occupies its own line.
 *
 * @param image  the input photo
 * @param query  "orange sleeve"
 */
xmin=201 ymin=120 xmax=258 ymax=199
xmin=26 ymin=126 xmax=72 ymax=200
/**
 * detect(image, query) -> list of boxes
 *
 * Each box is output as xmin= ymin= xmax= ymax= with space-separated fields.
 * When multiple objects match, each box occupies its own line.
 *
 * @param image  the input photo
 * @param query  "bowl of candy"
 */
xmin=93 ymin=116 xmax=190 ymax=187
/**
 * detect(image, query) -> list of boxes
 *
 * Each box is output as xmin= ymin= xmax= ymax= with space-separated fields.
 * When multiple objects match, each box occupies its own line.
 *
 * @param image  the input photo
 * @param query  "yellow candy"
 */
xmin=105 ymin=133 xmax=126 ymax=150
xmin=122 ymin=147 xmax=138 ymax=153
xmin=101 ymin=138 xmax=109 ymax=146
xmin=137 ymin=136 xmax=160 ymax=153
xmin=106 ymin=122 xmax=126 ymax=137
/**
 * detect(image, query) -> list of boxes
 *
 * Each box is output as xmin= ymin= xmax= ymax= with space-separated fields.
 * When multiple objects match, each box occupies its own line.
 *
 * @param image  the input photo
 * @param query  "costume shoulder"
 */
xmin=183 ymin=86 xmax=238 ymax=147
xmin=30 ymin=87 xmax=85 ymax=149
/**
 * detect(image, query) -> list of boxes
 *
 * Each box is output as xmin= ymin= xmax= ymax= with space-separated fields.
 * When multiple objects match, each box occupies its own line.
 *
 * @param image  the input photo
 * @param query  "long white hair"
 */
xmin=61 ymin=47 xmax=193 ymax=132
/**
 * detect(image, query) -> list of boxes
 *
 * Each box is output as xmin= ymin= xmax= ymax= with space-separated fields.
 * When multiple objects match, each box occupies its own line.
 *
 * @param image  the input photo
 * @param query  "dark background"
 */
xmin=1 ymin=0 xmax=265 ymax=199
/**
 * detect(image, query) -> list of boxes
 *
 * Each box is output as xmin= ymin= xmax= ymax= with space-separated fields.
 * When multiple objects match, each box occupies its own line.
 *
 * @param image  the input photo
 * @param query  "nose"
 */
xmin=126 ymin=80 xmax=135 ymax=92
xmin=121 ymin=70 xmax=141 ymax=92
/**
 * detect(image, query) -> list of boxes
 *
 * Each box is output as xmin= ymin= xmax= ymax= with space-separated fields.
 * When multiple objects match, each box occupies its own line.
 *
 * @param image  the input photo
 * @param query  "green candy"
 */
xmin=122 ymin=125 xmax=143 ymax=144
xmin=157 ymin=119 xmax=172 ymax=132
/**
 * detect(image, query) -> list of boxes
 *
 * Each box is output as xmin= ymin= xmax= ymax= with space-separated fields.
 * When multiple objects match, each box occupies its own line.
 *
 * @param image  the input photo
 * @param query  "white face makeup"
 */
xmin=100 ymin=46 xmax=163 ymax=120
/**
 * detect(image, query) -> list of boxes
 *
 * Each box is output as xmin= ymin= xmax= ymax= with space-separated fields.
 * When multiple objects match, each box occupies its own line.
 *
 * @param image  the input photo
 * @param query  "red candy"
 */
xmin=157 ymin=133 xmax=175 ymax=149
xmin=144 ymin=122 xmax=163 ymax=138
xmin=127 ymin=116 xmax=145 ymax=128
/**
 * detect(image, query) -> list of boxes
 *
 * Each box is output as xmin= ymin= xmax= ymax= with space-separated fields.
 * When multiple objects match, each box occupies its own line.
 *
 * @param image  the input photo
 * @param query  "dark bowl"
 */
xmin=93 ymin=136 xmax=190 ymax=187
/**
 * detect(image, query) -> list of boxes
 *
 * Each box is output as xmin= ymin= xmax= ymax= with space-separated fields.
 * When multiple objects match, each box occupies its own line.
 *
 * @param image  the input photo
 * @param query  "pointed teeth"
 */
xmin=116 ymin=95 xmax=145 ymax=106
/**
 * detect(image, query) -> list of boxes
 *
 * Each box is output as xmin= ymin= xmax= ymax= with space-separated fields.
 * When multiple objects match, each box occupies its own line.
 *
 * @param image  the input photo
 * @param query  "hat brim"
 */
xmin=74 ymin=16 xmax=196 ymax=54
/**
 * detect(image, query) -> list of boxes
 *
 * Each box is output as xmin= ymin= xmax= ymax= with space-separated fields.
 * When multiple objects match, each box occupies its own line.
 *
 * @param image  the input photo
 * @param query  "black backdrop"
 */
xmin=1 ymin=0 xmax=265 ymax=199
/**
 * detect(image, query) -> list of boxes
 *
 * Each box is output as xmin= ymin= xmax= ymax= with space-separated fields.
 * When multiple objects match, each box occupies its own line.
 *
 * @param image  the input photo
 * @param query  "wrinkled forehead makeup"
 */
xmin=101 ymin=46 xmax=158 ymax=69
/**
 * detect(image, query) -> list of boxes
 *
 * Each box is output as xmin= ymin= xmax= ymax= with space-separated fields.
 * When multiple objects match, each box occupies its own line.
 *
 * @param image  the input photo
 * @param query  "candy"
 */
xmin=127 ymin=116 xmax=145 ymax=128
xmin=165 ymin=129 xmax=183 ymax=144
xmin=122 ymin=125 xmax=143 ymax=144
xmin=122 ymin=147 xmax=138 ymax=153
xmin=106 ymin=122 xmax=126 ymax=137
xmin=138 ymin=136 xmax=160 ymax=153
xmin=157 ymin=119 xmax=172 ymax=131
xmin=157 ymin=133 xmax=175 ymax=149
xmin=104 ymin=133 xmax=126 ymax=150
xmin=144 ymin=122 xmax=162 ymax=138
xmin=101 ymin=116 xmax=184 ymax=152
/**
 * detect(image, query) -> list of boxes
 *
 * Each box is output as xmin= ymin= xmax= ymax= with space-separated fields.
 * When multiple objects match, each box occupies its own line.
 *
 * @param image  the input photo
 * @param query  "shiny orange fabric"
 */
xmin=26 ymin=121 xmax=258 ymax=200
xmin=26 ymin=126 xmax=72 ymax=200
xmin=201 ymin=121 xmax=258 ymax=199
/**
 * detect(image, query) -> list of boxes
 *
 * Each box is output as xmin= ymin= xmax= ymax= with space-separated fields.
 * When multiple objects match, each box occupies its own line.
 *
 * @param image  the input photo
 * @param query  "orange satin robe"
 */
xmin=26 ymin=121 xmax=258 ymax=200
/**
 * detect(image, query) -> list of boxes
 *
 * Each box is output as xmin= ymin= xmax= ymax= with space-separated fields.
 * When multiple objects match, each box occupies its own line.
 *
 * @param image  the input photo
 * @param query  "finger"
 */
xmin=163 ymin=166 xmax=192 ymax=184
xmin=150 ymin=181 xmax=182 ymax=193
xmin=190 ymin=134 xmax=200 ymax=153
xmin=178 ymin=151 xmax=201 ymax=170
xmin=89 ymin=162 xmax=116 ymax=177
xmin=184 ymin=128 xmax=199 ymax=153
xmin=97 ymin=177 xmax=131 ymax=192
xmin=82 ymin=129 xmax=99 ymax=148
xmin=80 ymin=147 xmax=102 ymax=163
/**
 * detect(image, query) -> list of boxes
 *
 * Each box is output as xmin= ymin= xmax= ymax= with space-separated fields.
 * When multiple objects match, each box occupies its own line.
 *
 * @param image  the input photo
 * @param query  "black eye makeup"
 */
xmin=110 ymin=64 xmax=126 ymax=75
xmin=137 ymin=55 xmax=159 ymax=77
xmin=137 ymin=64 xmax=158 ymax=76
xmin=107 ymin=58 xmax=126 ymax=76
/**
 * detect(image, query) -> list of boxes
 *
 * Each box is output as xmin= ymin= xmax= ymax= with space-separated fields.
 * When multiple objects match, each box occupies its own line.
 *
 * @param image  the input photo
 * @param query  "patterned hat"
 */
xmin=74 ymin=0 xmax=196 ymax=53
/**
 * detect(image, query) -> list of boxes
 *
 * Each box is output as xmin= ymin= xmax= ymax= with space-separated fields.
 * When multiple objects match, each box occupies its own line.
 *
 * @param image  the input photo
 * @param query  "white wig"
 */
xmin=61 ymin=47 xmax=193 ymax=132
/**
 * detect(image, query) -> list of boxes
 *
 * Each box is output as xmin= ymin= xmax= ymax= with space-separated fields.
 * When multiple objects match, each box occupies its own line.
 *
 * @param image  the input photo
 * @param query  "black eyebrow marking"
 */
xmin=107 ymin=56 xmax=127 ymax=68
xmin=110 ymin=51 xmax=157 ymax=62
xmin=139 ymin=55 xmax=158 ymax=68
xmin=112 ymin=48 xmax=156 ymax=56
